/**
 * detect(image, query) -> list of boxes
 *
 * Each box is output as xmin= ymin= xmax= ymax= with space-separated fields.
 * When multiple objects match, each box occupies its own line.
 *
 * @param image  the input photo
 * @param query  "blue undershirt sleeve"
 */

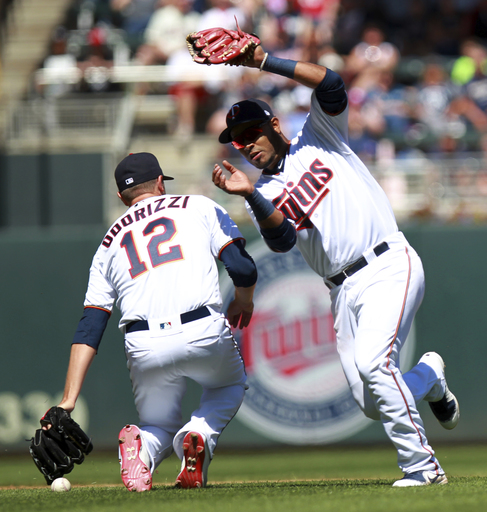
xmin=315 ymin=68 xmax=348 ymax=115
xmin=245 ymin=188 xmax=276 ymax=221
xmin=72 ymin=307 xmax=110 ymax=351
xmin=262 ymin=55 xmax=347 ymax=115
xmin=261 ymin=218 xmax=297 ymax=253
xmin=220 ymin=239 xmax=258 ymax=288
xmin=261 ymin=54 xmax=297 ymax=79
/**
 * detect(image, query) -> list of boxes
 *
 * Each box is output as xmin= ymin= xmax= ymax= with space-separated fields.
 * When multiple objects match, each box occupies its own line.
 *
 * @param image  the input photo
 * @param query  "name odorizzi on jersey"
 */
xmin=221 ymin=240 xmax=417 ymax=445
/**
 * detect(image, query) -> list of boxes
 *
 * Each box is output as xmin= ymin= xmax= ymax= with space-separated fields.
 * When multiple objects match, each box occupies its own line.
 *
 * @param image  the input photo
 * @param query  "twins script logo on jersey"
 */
xmin=221 ymin=240 xmax=417 ymax=445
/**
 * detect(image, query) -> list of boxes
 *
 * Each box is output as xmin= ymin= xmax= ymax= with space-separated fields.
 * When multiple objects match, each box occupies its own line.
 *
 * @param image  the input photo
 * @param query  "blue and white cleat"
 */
xmin=393 ymin=470 xmax=448 ymax=487
xmin=420 ymin=352 xmax=460 ymax=430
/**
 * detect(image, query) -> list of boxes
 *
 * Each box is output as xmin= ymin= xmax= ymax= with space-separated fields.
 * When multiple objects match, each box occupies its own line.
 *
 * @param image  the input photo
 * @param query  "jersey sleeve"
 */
xmin=83 ymin=250 xmax=117 ymax=311
xmin=306 ymin=72 xmax=350 ymax=147
xmin=202 ymin=197 xmax=245 ymax=258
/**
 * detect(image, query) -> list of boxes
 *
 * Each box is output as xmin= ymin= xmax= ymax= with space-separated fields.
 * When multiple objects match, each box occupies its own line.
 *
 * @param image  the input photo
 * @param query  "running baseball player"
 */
xmin=197 ymin=30 xmax=460 ymax=486
xmin=44 ymin=152 xmax=257 ymax=491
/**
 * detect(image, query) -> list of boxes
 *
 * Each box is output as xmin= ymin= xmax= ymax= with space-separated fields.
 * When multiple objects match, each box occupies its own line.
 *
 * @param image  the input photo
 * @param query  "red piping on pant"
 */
xmin=385 ymin=246 xmax=439 ymax=473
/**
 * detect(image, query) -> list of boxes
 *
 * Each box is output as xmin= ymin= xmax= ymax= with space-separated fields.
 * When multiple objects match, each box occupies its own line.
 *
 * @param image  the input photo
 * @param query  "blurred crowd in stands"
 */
xmin=21 ymin=0 xmax=487 ymax=161
xmin=0 ymin=0 xmax=15 ymax=60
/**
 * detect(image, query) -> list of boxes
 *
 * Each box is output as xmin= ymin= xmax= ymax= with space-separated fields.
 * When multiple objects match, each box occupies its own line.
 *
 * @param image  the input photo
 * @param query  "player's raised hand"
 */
xmin=241 ymin=44 xmax=267 ymax=69
xmin=213 ymin=160 xmax=254 ymax=197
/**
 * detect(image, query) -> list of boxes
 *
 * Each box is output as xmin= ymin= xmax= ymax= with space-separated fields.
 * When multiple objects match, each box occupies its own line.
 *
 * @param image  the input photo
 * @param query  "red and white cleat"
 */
xmin=175 ymin=431 xmax=208 ymax=488
xmin=118 ymin=424 xmax=152 ymax=492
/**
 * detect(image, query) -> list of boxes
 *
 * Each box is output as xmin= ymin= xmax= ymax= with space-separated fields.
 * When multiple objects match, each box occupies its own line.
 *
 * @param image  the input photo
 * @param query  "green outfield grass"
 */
xmin=1 ymin=444 xmax=487 ymax=512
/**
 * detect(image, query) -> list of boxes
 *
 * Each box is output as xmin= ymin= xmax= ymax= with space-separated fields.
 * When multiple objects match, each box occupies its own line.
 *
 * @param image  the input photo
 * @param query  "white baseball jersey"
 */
xmin=85 ymin=194 xmax=242 ymax=329
xmin=248 ymin=91 xmax=398 ymax=278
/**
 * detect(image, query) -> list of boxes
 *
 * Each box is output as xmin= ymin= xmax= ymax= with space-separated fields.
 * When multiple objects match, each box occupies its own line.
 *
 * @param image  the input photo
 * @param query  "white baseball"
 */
xmin=51 ymin=477 xmax=71 ymax=492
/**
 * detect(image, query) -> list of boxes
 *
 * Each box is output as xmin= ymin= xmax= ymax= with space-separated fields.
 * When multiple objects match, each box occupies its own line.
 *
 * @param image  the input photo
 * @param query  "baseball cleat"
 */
xmin=118 ymin=424 xmax=152 ymax=492
xmin=175 ymin=431 xmax=208 ymax=488
xmin=420 ymin=352 xmax=460 ymax=430
xmin=393 ymin=470 xmax=448 ymax=487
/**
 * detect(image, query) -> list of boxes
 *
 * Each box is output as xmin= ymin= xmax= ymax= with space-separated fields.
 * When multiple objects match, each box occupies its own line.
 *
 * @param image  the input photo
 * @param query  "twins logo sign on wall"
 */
xmin=221 ymin=240 xmax=416 ymax=445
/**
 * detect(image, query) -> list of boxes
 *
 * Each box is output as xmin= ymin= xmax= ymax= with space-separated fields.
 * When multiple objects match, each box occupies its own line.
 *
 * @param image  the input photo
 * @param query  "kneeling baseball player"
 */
xmin=30 ymin=152 xmax=257 ymax=490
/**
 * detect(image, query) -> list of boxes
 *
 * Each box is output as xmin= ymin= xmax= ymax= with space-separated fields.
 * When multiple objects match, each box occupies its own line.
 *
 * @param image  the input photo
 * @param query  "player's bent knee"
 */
xmin=355 ymin=360 xmax=379 ymax=383
xmin=350 ymin=381 xmax=380 ymax=420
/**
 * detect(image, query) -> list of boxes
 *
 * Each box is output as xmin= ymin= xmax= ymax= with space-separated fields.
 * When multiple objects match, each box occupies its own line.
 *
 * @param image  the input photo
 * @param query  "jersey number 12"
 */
xmin=120 ymin=216 xmax=183 ymax=279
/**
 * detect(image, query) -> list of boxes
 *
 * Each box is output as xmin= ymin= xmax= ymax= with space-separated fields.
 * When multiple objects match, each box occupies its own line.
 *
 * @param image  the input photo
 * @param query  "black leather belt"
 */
xmin=126 ymin=305 xmax=211 ymax=334
xmin=327 ymin=242 xmax=390 ymax=288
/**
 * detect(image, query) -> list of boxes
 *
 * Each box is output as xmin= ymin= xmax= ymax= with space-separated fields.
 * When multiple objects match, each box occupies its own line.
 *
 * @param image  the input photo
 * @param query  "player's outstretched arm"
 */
xmin=244 ymin=44 xmax=328 ymax=90
xmin=54 ymin=306 xmax=110 ymax=414
xmin=253 ymin=47 xmax=348 ymax=117
xmin=56 ymin=344 xmax=96 ymax=414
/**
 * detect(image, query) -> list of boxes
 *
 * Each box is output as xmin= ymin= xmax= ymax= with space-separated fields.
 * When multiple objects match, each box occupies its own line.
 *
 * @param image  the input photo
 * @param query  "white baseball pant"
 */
xmin=124 ymin=312 xmax=247 ymax=472
xmin=330 ymin=232 xmax=444 ymax=474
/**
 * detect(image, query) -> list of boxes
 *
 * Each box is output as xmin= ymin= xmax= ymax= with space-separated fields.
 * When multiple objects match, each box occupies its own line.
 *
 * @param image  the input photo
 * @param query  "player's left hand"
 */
xmin=226 ymin=298 xmax=254 ymax=329
xmin=213 ymin=161 xmax=254 ymax=197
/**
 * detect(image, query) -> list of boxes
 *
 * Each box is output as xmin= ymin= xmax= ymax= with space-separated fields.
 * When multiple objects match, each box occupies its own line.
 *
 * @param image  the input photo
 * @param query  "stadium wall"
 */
xmin=0 ymin=222 xmax=485 ymax=453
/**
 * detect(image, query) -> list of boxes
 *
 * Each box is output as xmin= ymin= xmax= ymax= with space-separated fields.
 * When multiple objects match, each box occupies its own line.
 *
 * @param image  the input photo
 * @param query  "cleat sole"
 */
xmin=175 ymin=431 xmax=206 ymax=489
xmin=118 ymin=425 xmax=152 ymax=492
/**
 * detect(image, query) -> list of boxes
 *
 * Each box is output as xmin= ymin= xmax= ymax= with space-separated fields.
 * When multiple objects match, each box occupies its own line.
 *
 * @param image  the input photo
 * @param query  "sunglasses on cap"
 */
xmin=231 ymin=121 xmax=268 ymax=150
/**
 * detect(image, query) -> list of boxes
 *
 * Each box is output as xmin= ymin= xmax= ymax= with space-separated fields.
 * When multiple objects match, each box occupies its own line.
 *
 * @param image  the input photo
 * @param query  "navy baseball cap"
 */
xmin=219 ymin=99 xmax=274 ymax=144
xmin=115 ymin=152 xmax=174 ymax=192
